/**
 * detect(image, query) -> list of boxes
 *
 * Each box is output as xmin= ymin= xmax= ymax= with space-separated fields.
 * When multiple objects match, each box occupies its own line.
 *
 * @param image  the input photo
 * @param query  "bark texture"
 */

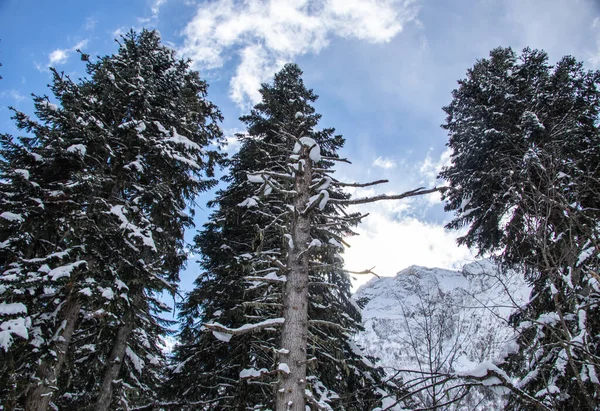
xmin=94 ymin=312 xmax=135 ymax=411
xmin=25 ymin=295 xmax=80 ymax=411
xmin=276 ymin=147 xmax=312 ymax=411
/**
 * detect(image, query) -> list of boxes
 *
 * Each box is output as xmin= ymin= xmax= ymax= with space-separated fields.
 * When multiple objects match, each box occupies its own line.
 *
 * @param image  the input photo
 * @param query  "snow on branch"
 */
xmin=248 ymin=171 xmax=295 ymax=181
xmin=267 ymin=256 xmax=289 ymax=272
xmin=381 ymin=363 xmax=553 ymax=411
xmin=238 ymin=364 xmax=292 ymax=381
xmin=244 ymin=272 xmax=287 ymax=283
xmin=455 ymin=362 xmax=553 ymax=411
xmin=204 ymin=318 xmax=285 ymax=336
xmin=239 ymin=367 xmax=272 ymax=379
xmin=262 ymin=176 xmax=298 ymax=196
xmin=48 ymin=260 xmax=87 ymax=281
xmin=303 ymin=190 xmax=330 ymax=215
xmin=305 ymin=389 xmax=333 ymax=411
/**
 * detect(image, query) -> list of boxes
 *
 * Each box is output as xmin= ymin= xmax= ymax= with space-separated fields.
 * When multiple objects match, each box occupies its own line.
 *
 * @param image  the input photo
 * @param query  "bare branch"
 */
xmin=321 ymin=155 xmax=352 ymax=164
xmin=345 ymin=267 xmax=380 ymax=278
xmin=330 ymin=187 xmax=444 ymax=206
xmin=334 ymin=179 xmax=389 ymax=188
xmin=323 ymin=213 xmax=370 ymax=222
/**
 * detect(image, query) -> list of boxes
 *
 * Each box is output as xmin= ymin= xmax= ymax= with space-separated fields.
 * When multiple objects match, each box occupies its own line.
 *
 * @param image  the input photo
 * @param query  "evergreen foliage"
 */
xmin=440 ymin=47 xmax=600 ymax=410
xmin=0 ymin=29 xmax=224 ymax=410
xmin=171 ymin=64 xmax=394 ymax=410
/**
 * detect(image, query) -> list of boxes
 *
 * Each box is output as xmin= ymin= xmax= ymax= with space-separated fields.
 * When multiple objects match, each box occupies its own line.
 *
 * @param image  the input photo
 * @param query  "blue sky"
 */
xmin=2 ymin=0 xmax=600 ymax=292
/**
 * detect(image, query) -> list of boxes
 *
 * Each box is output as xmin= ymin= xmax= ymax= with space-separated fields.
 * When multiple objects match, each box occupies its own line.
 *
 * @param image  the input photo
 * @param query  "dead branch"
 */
xmin=344 ymin=267 xmax=380 ymax=278
xmin=333 ymin=179 xmax=389 ymax=188
xmin=330 ymin=187 xmax=444 ymax=206
xmin=321 ymin=155 xmax=352 ymax=164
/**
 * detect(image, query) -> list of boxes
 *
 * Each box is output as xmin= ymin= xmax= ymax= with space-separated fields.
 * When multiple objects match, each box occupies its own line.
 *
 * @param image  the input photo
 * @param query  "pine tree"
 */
xmin=170 ymin=64 xmax=433 ymax=410
xmin=169 ymin=132 xmax=282 ymax=410
xmin=439 ymin=47 xmax=600 ymax=410
xmin=233 ymin=64 xmax=384 ymax=411
xmin=0 ymin=91 xmax=98 ymax=410
xmin=0 ymin=29 xmax=224 ymax=410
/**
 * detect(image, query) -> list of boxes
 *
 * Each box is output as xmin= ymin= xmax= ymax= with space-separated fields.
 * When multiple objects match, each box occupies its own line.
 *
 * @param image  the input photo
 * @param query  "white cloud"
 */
xmin=223 ymin=136 xmax=242 ymax=154
xmin=221 ymin=128 xmax=245 ymax=154
xmin=332 ymin=148 xmax=469 ymax=290
xmin=49 ymin=49 xmax=69 ymax=65
xmin=230 ymin=44 xmax=280 ymax=106
xmin=419 ymin=147 xmax=451 ymax=185
xmin=150 ymin=0 xmax=167 ymax=17
xmin=138 ymin=0 xmax=168 ymax=24
xmin=112 ymin=27 xmax=126 ymax=38
xmin=589 ymin=17 xmax=600 ymax=68
xmin=412 ymin=148 xmax=450 ymax=206
xmin=372 ymin=156 xmax=397 ymax=169
xmin=45 ymin=39 xmax=89 ymax=68
xmin=181 ymin=0 xmax=420 ymax=107
xmin=344 ymin=211 xmax=474 ymax=290
xmin=502 ymin=0 xmax=599 ymax=64
xmin=329 ymin=0 xmax=600 ymax=127
xmin=336 ymin=0 xmax=600 ymax=292
xmin=83 ymin=17 xmax=98 ymax=31
xmin=0 ymin=90 xmax=26 ymax=103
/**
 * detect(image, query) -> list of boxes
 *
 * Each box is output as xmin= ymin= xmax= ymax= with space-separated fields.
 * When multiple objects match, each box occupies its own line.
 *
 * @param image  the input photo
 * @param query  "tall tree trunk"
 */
xmin=94 ymin=311 xmax=135 ymax=411
xmin=276 ymin=147 xmax=312 ymax=411
xmin=25 ymin=295 xmax=80 ymax=411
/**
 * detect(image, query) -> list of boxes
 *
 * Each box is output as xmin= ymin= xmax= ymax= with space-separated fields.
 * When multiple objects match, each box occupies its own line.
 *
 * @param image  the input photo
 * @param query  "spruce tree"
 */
xmin=0 ymin=29 xmax=224 ymax=410
xmin=170 ymin=64 xmax=418 ymax=410
xmin=0 ymin=101 xmax=86 ymax=409
xmin=439 ymin=47 xmax=600 ymax=410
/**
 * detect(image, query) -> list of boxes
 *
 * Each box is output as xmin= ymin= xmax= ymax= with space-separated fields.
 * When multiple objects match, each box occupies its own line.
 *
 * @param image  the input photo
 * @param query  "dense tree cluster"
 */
xmin=440 ymin=47 xmax=600 ymax=410
xmin=0 ymin=29 xmax=224 ymax=410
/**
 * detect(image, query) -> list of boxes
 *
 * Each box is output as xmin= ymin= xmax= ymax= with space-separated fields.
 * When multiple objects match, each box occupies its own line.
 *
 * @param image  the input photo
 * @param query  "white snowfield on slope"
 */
xmin=354 ymin=260 xmax=531 ymax=410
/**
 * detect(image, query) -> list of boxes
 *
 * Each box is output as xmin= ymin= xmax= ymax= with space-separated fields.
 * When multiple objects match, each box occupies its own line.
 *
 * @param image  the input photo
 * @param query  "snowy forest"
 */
xmin=1 ymin=28 xmax=600 ymax=411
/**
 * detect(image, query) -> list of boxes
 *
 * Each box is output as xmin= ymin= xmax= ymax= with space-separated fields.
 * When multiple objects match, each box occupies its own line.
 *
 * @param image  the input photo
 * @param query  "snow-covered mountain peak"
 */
xmin=354 ymin=261 xmax=530 ymax=410
xmin=356 ymin=264 xmax=479 ymax=319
